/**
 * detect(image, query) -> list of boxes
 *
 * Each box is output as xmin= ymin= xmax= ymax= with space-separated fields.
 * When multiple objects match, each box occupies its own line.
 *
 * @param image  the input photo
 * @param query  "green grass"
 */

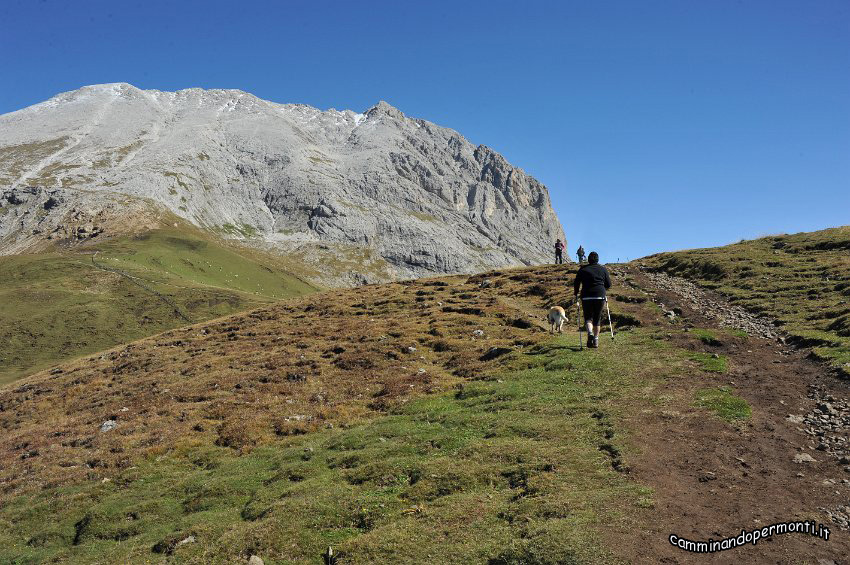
xmin=99 ymin=229 xmax=309 ymax=297
xmin=694 ymin=387 xmax=751 ymax=421
xmin=217 ymin=223 xmax=259 ymax=238
xmin=689 ymin=328 xmax=722 ymax=347
xmin=685 ymin=351 xmax=728 ymax=373
xmin=643 ymin=226 xmax=850 ymax=376
xmin=0 ymin=329 xmax=688 ymax=564
xmin=0 ymin=225 xmax=317 ymax=384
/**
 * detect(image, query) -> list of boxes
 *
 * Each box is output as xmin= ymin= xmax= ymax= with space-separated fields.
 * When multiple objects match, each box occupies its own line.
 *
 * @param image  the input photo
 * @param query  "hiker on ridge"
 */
xmin=576 ymin=245 xmax=586 ymax=264
xmin=554 ymin=239 xmax=565 ymax=264
xmin=573 ymin=251 xmax=610 ymax=349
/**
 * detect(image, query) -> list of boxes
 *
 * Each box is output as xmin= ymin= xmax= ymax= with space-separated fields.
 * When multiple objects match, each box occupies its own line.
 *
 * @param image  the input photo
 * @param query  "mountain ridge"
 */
xmin=1 ymin=83 xmax=565 ymax=284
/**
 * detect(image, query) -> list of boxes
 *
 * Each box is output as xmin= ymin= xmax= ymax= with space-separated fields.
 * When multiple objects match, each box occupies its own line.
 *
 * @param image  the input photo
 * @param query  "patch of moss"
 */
xmin=688 ymin=352 xmax=727 ymax=373
xmin=694 ymin=386 xmax=751 ymax=421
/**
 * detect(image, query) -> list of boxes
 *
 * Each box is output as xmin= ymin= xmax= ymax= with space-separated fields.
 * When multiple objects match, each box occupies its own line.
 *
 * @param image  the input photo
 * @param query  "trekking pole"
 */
xmin=576 ymin=297 xmax=583 ymax=350
xmin=605 ymin=298 xmax=615 ymax=341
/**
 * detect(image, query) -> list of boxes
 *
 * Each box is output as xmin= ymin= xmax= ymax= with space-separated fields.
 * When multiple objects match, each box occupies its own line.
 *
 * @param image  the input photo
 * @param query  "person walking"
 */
xmin=576 ymin=245 xmax=586 ymax=264
xmin=573 ymin=251 xmax=611 ymax=348
xmin=554 ymin=239 xmax=565 ymax=264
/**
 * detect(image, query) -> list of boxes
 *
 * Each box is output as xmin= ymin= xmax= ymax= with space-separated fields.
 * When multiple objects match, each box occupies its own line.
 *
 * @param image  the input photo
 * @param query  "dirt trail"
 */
xmin=609 ymin=266 xmax=850 ymax=564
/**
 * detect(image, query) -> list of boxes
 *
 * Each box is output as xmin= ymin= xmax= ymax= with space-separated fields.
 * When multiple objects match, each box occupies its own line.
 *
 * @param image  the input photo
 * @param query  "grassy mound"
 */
xmin=642 ymin=226 xmax=850 ymax=376
xmin=0 ymin=224 xmax=316 ymax=385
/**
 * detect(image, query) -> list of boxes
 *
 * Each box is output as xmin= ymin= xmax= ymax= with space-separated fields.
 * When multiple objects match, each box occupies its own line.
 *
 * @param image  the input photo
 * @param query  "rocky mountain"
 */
xmin=0 ymin=83 xmax=565 ymax=284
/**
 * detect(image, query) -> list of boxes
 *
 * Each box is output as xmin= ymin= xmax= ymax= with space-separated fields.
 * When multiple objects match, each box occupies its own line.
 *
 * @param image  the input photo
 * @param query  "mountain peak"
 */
xmin=1 ymin=84 xmax=565 ymax=285
xmin=366 ymin=100 xmax=404 ymax=120
xmin=71 ymin=82 xmax=144 ymax=96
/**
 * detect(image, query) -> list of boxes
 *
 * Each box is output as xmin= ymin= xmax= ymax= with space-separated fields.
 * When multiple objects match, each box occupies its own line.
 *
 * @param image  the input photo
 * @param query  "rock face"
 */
xmin=0 ymin=83 xmax=565 ymax=282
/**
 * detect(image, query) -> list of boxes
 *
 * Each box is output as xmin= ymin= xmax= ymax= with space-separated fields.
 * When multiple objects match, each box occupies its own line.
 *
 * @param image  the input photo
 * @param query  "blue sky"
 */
xmin=1 ymin=0 xmax=848 ymax=261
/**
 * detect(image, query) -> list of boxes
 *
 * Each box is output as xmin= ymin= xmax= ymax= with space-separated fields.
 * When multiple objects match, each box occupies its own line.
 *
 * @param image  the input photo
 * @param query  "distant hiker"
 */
xmin=573 ymin=251 xmax=611 ymax=349
xmin=554 ymin=239 xmax=565 ymax=264
xmin=576 ymin=245 xmax=586 ymax=264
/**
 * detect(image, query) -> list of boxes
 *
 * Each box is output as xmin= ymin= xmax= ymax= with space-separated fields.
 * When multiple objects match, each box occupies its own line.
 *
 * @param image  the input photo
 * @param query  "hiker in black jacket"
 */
xmin=576 ymin=245 xmax=586 ymax=264
xmin=573 ymin=251 xmax=611 ymax=348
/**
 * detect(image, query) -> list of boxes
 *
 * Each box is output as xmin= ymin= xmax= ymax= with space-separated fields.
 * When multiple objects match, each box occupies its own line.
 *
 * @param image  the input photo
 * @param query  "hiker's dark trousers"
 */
xmin=555 ymin=250 xmax=563 ymax=264
xmin=582 ymin=298 xmax=604 ymax=327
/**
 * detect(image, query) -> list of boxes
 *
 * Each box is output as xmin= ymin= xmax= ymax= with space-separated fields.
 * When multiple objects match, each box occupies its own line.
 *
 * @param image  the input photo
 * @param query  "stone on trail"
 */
xmin=100 ymin=420 xmax=117 ymax=432
xmin=793 ymin=453 xmax=817 ymax=463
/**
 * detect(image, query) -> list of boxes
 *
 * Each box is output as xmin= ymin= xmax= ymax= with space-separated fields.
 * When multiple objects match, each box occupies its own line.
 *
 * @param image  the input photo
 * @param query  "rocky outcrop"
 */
xmin=0 ymin=83 xmax=566 ymax=282
xmin=0 ymin=186 xmax=157 ymax=253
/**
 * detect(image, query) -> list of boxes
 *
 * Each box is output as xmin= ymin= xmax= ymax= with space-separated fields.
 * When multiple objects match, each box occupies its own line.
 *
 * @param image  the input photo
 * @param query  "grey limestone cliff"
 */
xmin=0 ymin=83 xmax=566 ymax=283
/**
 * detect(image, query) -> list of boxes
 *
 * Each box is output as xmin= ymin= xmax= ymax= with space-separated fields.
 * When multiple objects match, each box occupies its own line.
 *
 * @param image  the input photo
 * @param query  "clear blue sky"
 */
xmin=2 ymin=0 xmax=848 ymax=261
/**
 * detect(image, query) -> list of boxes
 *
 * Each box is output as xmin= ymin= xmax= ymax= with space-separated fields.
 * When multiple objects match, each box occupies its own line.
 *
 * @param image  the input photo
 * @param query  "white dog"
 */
xmin=547 ymin=306 xmax=568 ymax=334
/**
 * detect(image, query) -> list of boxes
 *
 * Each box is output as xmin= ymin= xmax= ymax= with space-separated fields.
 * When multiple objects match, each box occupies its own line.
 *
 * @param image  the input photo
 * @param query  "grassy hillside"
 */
xmin=2 ymin=231 xmax=849 ymax=563
xmin=0 ymin=225 xmax=317 ymax=385
xmin=0 ymin=262 xmax=790 ymax=564
xmin=641 ymin=226 xmax=850 ymax=377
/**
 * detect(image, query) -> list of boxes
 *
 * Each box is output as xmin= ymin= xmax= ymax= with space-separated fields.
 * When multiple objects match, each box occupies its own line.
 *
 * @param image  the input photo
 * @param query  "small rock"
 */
xmin=479 ymin=279 xmax=492 ymax=288
xmin=817 ymin=402 xmax=837 ymax=415
xmin=472 ymin=329 xmax=485 ymax=337
xmin=794 ymin=453 xmax=817 ymax=463
xmin=248 ymin=556 xmax=264 ymax=565
xmin=405 ymin=346 xmax=417 ymax=354
xmin=176 ymin=535 xmax=195 ymax=548
xmin=100 ymin=420 xmax=117 ymax=432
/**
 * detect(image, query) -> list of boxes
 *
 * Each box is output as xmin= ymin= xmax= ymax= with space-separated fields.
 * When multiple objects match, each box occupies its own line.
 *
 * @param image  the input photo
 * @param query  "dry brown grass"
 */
xmin=0 ymin=264 xmax=586 ymax=498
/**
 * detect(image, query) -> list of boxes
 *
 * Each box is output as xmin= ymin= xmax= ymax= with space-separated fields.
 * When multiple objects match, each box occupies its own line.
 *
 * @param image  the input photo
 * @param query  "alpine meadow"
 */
xmin=2 ymin=1 xmax=849 ymax=563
